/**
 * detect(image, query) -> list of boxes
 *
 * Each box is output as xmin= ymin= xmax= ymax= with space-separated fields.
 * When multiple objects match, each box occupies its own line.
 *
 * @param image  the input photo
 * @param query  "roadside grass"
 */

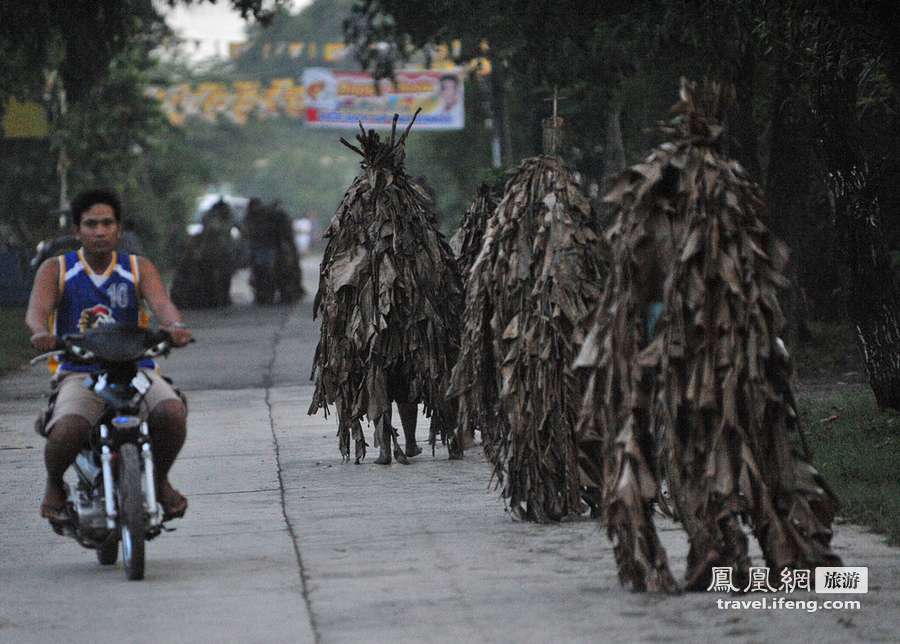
xmin=0 ymin=307 xmax=31 ymax=376
xmin=799 ymin=387 xmax=900 ymax=546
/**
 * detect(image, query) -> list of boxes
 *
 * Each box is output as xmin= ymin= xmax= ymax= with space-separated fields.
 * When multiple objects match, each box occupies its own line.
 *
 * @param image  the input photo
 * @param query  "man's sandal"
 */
xmin=160 ymin=489 xmax=188 ymax=521
xmin=40 ymin=483 xmax=71 ymax=526
xmin=40 ymin=503 xmax=70 ymax=524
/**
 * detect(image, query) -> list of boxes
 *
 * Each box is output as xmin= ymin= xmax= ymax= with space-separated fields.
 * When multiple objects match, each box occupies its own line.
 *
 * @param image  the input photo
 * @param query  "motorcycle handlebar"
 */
xmin=30 ymin=328 xmax=193 ymax=366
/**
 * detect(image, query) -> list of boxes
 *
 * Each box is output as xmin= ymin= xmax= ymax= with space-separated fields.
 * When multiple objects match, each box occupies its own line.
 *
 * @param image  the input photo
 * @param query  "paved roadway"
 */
xmin=0 ymin=263 xmax=897 ymax=643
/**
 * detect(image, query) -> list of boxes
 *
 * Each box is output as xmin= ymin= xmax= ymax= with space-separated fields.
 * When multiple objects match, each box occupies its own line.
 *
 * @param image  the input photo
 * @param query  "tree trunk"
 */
xmin=831 ymin=168 xmax=900 ymax=410
xmin=816 ymin=69 xmax=900 ymax=410
xmin=599 ymin=103 xmax=625 ymax=222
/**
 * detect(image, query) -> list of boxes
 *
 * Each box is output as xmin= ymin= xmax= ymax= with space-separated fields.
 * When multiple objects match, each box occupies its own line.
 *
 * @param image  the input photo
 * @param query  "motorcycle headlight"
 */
xmin=112 ymin=416 xmax=141 ymax=430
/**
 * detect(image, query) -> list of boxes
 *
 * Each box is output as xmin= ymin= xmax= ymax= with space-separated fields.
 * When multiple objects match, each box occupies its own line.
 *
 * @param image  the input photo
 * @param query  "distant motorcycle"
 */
xmin=249 ymin=243 xmax=305 ymax=305
xmin=32 ymin=325 xmax=185 ymax=580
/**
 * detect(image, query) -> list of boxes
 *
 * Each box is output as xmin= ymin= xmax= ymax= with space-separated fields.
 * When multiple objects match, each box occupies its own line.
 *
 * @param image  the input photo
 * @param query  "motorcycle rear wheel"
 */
xmin=119 ymin=443 xmax=146 ymax=580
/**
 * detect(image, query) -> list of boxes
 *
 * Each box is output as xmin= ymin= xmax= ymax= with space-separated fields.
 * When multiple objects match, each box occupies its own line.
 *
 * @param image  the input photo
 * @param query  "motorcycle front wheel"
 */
xmin=96 ymin=532 xmax=118 ymax=565
xmin=118 ymin=443 xmax=146 ymax=580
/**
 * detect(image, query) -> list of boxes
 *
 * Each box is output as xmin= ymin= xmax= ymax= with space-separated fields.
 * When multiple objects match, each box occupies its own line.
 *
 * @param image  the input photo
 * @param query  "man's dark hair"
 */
xmin=439 ymin=74 xmax=458 ymax=87
xmin=70 ymin=188 xmax=122 ymax=226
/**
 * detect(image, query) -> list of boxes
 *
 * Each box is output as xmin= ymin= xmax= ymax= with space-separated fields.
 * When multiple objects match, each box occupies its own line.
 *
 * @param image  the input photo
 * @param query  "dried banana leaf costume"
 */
xmin=575 ymin=81 xmax=840 ymax=592
xmin=447 ymin=184 xmax=501 ymax=446
xmin=449 ymin=183 xmax=500 ymax=282
xmin=449 ymin=155 xmax=606 ymax=521
xmin=309 ymin=115 xmax=463 ymax=463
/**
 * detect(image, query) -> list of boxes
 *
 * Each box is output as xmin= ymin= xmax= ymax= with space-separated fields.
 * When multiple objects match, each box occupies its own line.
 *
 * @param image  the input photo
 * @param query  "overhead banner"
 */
xmin=302 ymin=68 xmax=464 ymax=130
xmin=146 ymin=79 xmax=305 ymax=126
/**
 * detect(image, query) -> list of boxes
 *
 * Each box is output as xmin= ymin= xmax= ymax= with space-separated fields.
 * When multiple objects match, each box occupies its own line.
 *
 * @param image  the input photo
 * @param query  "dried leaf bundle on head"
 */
xmin=309 ymin=112 xmax=464 ymax=464
xmin=575 ymin=79 xmax=841 ymax=592
xmin=449 ymin=154 xmax=607 ymax=522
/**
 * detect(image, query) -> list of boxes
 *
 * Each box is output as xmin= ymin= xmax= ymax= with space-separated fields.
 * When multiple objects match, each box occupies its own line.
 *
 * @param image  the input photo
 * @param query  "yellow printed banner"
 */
xmin=227 ymin=39 xmax=464 ymax=70
xmin=146 ymin=78 xmax=306 ymax=126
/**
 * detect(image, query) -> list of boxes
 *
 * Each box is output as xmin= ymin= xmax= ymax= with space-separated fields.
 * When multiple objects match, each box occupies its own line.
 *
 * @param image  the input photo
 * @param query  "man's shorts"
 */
xmin=45 ymin=369 xmax=182 ymax=434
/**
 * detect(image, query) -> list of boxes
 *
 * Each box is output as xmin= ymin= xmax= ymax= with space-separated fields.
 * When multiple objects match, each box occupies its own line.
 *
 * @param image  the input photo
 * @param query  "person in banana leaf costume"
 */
xmin=447 ymin=183 xmax=500 ymax=449
xmin=309 ymin=111 xmax=464 ymax=465
xmin=574 ymin=79 xmax=841 ymax=592
xmin=448 ymin=149 xmax=607 ymax=522
xmin=449 ymin=183 xmax=500 ymax=282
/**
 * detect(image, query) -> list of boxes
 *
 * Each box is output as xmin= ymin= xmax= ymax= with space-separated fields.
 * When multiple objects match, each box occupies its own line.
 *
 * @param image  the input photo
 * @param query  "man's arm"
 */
xmin=25 ymin=258 xmax=61 ymax=351
xmin=137 ymin=256 xmax=192 ymax=347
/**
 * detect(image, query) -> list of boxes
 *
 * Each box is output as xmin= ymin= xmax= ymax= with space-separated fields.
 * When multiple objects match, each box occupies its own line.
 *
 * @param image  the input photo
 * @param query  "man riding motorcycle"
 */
xmin=25 ymin=188 xmax=193 ymax=526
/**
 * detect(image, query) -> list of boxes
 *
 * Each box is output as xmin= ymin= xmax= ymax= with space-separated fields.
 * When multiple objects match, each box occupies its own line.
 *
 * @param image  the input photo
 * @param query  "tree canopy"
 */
xmin=0 ymin=1 xmax=285 ymax=103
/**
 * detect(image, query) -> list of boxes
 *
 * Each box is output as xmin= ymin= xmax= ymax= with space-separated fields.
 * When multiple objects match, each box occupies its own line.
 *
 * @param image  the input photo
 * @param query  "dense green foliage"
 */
xmin=0 ymin=44 xmax=212 ymax=264
xmin=0 ymin=1 xmax=282 ymax=264
xmin=347 ymin=0 xmax=900 ymax=269
xmin=0 ymin=0 xmax=281 ymax=104
xmin=180 ymin=118 xmax=359 ymax=224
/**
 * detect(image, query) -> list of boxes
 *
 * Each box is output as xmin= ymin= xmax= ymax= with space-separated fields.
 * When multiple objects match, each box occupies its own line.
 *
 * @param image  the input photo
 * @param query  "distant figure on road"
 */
xmin=25 ymin=187 xmax=192 ymax=525
xmin=243 ymin=198 xmax=304 ymax=305
xmin=171 ymin=199 xmax=238 ymax=309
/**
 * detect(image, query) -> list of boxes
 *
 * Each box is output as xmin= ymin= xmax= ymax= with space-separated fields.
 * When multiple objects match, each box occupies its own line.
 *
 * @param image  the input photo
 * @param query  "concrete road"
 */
xmin=1 ymin=263 xmax=897 ymax=643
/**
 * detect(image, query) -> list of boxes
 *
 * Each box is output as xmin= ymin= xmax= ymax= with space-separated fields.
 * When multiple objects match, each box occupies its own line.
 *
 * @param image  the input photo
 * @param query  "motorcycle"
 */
xmin=32 ymin=325 xmax=184 ymax=580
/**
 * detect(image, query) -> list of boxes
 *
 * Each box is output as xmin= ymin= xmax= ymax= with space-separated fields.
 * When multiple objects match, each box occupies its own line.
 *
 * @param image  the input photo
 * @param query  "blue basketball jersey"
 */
xmin=51 ymin=249 xmax=153 ymax=373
